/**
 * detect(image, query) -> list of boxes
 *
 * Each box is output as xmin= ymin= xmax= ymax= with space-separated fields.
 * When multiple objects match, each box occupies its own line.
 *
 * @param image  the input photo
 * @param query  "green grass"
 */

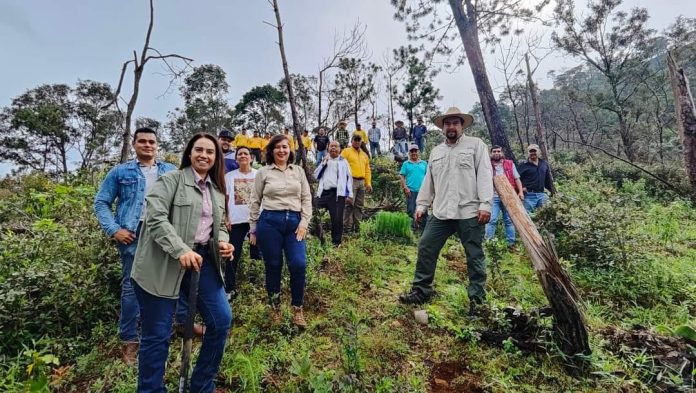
xmin=3 ymin=168 xmax=694 ymax=392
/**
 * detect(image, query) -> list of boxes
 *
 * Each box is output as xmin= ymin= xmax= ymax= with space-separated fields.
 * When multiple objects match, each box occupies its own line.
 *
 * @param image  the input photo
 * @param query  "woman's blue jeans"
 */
xmin=133 ymin=246 xmax=232 ymax=393
xmin=256 ymin=210 xmax=307 ymax=307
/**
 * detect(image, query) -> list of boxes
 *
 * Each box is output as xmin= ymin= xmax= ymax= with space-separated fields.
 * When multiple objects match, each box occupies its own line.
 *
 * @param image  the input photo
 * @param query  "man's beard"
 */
xmin=446 ymin=130 xmax=458 ymax=140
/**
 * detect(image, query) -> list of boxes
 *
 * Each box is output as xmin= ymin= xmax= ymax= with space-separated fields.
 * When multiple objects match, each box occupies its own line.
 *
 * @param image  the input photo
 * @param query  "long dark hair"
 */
xmin=181 ymin=133 xmax=226 ymax=192
xmin=264 ymin=134 xmax=295 ymax=165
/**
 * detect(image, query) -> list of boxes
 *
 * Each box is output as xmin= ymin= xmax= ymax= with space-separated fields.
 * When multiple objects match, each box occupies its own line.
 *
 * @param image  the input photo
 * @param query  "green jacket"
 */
xmin=131 ymin=168 xmax=229 ymax=298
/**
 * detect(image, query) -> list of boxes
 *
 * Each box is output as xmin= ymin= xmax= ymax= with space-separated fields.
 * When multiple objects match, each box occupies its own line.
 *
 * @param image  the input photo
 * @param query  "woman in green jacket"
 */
xmin=131 ymin=133 xmax=234 ymax=393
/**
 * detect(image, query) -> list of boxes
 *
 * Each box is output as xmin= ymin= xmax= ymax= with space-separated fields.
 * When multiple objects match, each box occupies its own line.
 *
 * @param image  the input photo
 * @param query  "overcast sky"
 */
xmin=0 ymin=0 xmax=690 ymax=174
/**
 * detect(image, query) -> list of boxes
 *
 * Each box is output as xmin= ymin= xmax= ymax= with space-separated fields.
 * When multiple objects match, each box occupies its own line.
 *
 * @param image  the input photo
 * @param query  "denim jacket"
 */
xmin=94 ymin=159 xmax=177 ymax=237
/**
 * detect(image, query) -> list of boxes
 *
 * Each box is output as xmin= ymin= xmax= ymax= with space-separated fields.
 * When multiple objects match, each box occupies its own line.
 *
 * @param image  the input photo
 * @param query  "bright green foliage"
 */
xmin=373 ymin=211 xmax=412 ymax=241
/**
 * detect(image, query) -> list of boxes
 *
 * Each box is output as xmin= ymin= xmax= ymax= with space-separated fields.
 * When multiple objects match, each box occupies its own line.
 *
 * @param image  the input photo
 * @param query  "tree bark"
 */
xmin=449 ymin=0 xmax=516 ymax=162
xmin=494 ymin=175 xmax=591 ymax=361
xmin=667 ymin=51 xmax=696 ymax=201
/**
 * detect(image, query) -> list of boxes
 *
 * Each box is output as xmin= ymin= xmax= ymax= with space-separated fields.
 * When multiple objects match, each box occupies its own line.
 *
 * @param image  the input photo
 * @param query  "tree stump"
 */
xmin=494 ymin=176 xmax=591 ymax=362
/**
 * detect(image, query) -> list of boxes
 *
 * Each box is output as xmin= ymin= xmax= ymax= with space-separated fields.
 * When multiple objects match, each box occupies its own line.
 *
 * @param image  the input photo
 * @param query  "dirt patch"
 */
xmin=428 ymin=361 xmax=485 ymax=393
xmin=446 ymin=259 xmax=468 ymax=276
xmin=600 ymin=326 xmax=695 ymax=391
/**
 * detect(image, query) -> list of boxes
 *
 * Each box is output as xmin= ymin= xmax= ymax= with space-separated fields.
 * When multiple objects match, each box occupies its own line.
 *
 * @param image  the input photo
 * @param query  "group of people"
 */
xmin=94 ymin=106 xmax=556 ymax=392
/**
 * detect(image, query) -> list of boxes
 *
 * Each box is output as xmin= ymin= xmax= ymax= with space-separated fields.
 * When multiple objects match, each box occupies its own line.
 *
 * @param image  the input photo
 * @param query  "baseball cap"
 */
xmin=527 ymin=144 xmax=540 ymax=152
xmin=218 ymin=130 xmax=233 ymax=139
xmin=408 ymin=143 xmax=420 ymax=151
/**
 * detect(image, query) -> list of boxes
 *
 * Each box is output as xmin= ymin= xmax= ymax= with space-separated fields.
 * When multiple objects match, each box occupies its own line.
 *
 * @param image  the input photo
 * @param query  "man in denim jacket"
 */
xmin=94 ymin=127 xmax=176 ymax=364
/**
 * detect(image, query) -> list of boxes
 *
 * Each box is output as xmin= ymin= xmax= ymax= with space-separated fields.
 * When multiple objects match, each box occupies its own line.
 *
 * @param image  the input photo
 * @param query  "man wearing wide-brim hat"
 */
xmin=335 ymin=120 xmax=350 ymax=150
xmin=392 ymin=120 xmax=409 ymax=157
xmin=399 ymin=106 xmax=493 ymax=316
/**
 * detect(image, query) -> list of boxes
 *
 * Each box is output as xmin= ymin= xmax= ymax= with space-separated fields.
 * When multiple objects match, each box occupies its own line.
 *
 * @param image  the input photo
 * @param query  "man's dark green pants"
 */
xmin=411 ymin=216 xmax=487 ymax=302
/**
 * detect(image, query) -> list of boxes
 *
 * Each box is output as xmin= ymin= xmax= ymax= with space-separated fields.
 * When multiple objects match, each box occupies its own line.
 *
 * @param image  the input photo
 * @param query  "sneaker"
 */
xmin=398 ymin=289 xmax=430 ymax=305
xmin=292 ymin=306 xmax=307 ymax=328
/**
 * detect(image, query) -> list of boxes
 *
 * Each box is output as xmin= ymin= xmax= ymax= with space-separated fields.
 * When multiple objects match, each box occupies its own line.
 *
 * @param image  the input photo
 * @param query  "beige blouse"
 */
xmin=248 ymin=163 xmax=312 ymax=231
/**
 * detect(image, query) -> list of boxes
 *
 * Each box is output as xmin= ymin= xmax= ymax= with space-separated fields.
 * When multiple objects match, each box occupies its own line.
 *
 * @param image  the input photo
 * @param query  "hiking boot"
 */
xmin=292 ymin=306 xmax=307 ymax=328
xmin=398 ymin=289 xmax=430 ymax=305
xmin=121 ymin=342 xmax=138 ymax=365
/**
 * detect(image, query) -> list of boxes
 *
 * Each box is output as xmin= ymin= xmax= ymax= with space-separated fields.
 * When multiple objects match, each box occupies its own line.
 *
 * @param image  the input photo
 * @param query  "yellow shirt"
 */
xmin=284 ymin=134 xmax=296 ymax=150
xmin=247 ymin=137 xmax=264 ymax=149
xmin=353 ymin=129 xmax=368 ymax=144
xmin=234 ymin=134 xmax=248 ymax=148
xmin=261 ymin=138 xmax=270 ymax=149
xmin=302 ymin=136 xmax=312 ymax=150
xmin=341 ymin=147 xmax=371 ymax=187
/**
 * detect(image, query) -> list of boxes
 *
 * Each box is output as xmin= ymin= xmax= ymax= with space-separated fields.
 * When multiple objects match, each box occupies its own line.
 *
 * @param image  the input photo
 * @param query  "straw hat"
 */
xmin=432 ymin=107 xmax=474 ymax=129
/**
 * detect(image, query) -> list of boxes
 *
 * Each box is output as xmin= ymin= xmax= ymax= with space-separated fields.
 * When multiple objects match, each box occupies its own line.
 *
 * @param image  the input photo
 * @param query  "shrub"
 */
xmin=369 ymin=157 xmax=403 ymax=209
xmin=0 ymin=177 xmax=120 ymax=360
xmin=536 ymin=179 xmax=644 ymax=270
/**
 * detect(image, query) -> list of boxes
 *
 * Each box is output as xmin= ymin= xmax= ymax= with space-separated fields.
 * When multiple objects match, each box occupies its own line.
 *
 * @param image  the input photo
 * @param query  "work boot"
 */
xmin=398 ymin=289 xmax=430 ymax=305
xmin=292 ymin=306 xmax=307 ymax=328
xmin=468 ymin=297 xmax=485 ymax=317
xmin=121 ymin=342 xmax=138 ymax=365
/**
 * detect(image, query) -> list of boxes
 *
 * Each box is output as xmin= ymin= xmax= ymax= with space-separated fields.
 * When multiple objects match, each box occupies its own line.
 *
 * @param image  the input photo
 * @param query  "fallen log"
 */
xmin=494 ymin=175 xmax=591 ymax=362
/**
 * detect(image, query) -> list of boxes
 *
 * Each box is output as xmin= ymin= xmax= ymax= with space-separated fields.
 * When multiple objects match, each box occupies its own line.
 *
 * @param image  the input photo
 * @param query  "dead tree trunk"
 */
xmin=109 ymin=0 xmax=192 ymax=163
xmin=269 ymin=0 xmax=324 ymax=243
xmin=667 ymin=51 xmax=696 ymax=201
xmin=494 ymin=175 xmax=591 ymax=361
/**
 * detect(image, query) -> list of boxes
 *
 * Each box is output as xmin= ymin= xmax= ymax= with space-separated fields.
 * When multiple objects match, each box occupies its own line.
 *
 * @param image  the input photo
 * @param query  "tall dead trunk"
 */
xmin=110 ymin=0 xmax=192 ymax=163
xmin=449 ymin=0 xmax=516 ymax=162
xmin=494 ymin=175 xmax=591 ymax=362
xmin=270 ymin=0 xmax=304 ymax=164
xmin=525 ymin=53 xmax=549 ymax=160
xmin=270 ymin=0 xmax=324 ymax=242
xmin=667 ymin=51 xmax=696 ymax=201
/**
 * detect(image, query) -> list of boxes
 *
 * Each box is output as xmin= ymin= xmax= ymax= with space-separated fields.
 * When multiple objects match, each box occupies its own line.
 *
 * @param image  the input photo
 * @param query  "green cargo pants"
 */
xmin=411 ymin=216 xmax=487 ymax=302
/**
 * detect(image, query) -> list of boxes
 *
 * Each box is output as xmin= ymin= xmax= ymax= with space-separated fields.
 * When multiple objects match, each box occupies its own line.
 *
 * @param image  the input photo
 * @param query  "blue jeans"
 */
xmin=117 ymin=239 xmax=140 ymax=343
xmin=406 ymin=190 xmax=427 ymax=231
xmin=394 ymin=140 xmax=408 ymax=156
xmin=369 ymin=141 xmax=381 ymax=157
xmin=524 ymin=192 xmax=549 ymax=213
xmin=225 ymin=222 xmax=261 ymax=294
xmin=415 ymin=138 xmax=425 ymax=152
xmin=133 ymin=246 xmax=231 ymax=393
xmin=315 ymin=150 xmax=326 ymax=166
xmin=256 ymin=210 xmax=307 ymax=306
xmin=485 ymin=196 xmax=515 ymax=245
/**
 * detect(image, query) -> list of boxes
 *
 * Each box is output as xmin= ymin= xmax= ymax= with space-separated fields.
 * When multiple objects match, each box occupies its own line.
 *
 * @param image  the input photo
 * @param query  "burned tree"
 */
xmin=108 ymin=0 xmax=192 ymax=162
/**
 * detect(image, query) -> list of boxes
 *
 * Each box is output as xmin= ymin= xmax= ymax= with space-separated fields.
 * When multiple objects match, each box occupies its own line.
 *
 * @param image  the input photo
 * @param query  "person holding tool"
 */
xmin=130 ymin=133 xmax=234 ymax=393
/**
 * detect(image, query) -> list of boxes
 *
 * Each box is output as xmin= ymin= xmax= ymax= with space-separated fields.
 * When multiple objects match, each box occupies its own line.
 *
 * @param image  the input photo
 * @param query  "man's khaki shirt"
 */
xmin=416 ymin=135 xmax=493 ymax=220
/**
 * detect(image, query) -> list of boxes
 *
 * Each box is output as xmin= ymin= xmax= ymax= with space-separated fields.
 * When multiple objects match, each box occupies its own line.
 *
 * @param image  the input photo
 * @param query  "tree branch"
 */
xmin=549 ymin=129 xmax=684 ymax=195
